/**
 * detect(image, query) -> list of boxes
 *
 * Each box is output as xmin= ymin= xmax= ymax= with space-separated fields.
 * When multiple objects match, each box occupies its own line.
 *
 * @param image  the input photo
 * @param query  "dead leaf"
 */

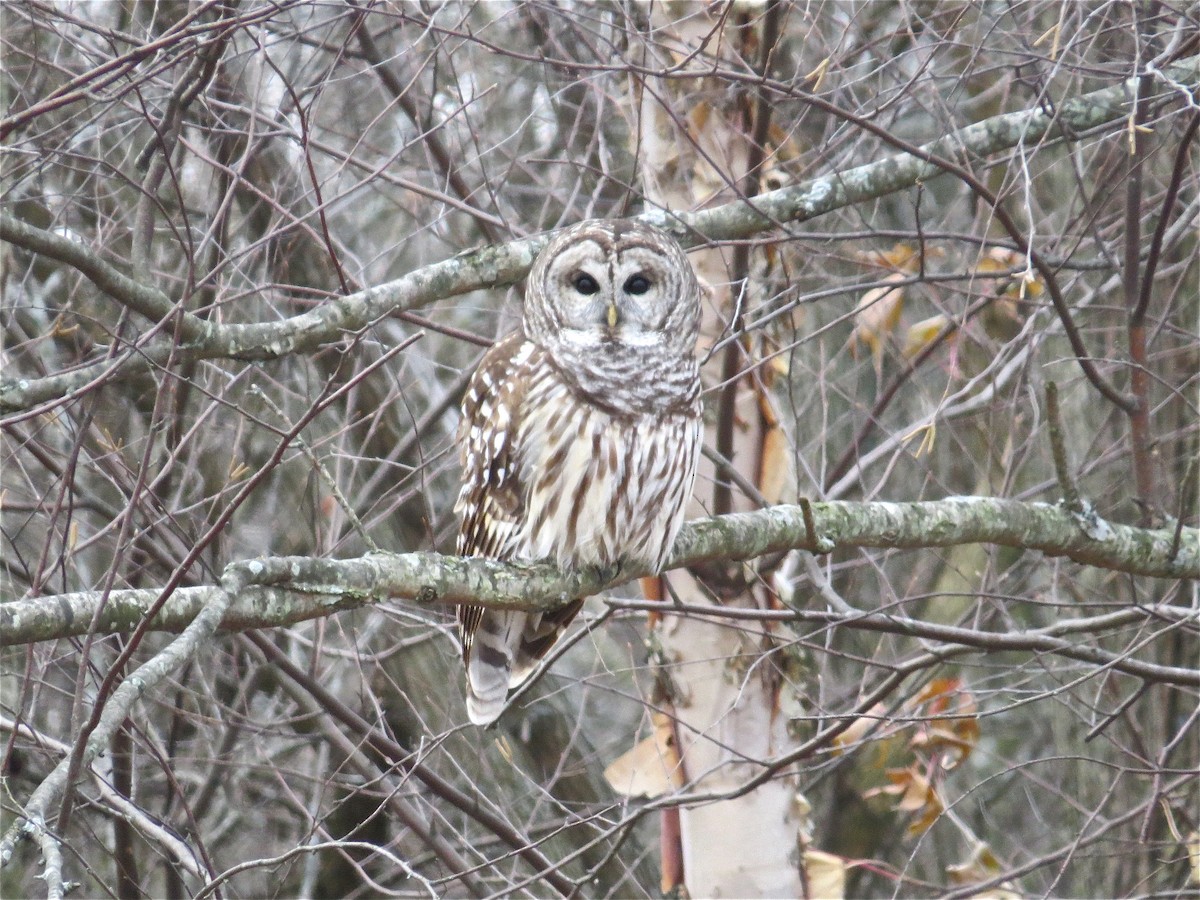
xmin=947 ymin=841 xmax=1022 ymax=897
xmin=1187 ymin=829 xmax=1199 ymax=885
xmin=907 ymin=678 xmax=980 ymax=768
xmin=857 ymin=242 xmax=920 ymax=271
xmin=977 ymin=247 xmax=1043 ymax=301
xmin=947 ymin=841 xmax=1003 ymax=884
xmin=848 ymin=274 xmax=905 ymax=378
xmin=864 ymin=766 xmax=944 ymax=837
xmin=903 ymin=314 xmax=952 ymax=358
xmin=804 ymin=849 xmax=846 ymax=898
xmin=604 ymin=713 xmax=682 ymax=798
xmin=832 ymin=704 xmax=888 ymax=754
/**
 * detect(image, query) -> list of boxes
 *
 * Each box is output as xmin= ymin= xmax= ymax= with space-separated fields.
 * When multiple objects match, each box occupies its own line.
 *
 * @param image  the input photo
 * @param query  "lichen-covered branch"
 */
xmin=680 ymin=55 xmax=1199 ymax=240
xmin=3 ymin=498 xmax=1194 ymax=647
xmin=2 ymin=55 xmax=1195 ymax=413
xmin=0 ymin=214 xmax=544 ymax=411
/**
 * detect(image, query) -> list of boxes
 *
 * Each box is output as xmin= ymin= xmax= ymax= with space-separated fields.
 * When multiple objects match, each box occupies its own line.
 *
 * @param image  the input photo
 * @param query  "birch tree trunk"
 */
xmin=633 ymin=5 xmax=811 ymax=895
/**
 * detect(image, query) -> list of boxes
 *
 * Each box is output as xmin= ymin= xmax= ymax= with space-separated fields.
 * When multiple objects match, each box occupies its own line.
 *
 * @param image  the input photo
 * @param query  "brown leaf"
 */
xmin=863 ymin=766 xmax=945 ymax=836
xmin=757 ymin=422 xmax=790 ymax=505
xmin=906 ymin=678 xmax=980 ymax=768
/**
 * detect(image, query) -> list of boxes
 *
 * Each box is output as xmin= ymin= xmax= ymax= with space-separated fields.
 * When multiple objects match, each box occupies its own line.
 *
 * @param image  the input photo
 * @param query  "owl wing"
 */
xmin=455 ymin=333 xmax=595 ymax=724
xmin=456 ymin=332 xmax=529 ymax=563
xmin=455 ymin=333 xmax=549 ymax=723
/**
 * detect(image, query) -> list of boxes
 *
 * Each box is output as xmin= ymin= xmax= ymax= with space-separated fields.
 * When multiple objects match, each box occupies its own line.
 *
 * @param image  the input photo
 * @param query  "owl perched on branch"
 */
xmin=455 ymin=219 xmax=703 ymax=725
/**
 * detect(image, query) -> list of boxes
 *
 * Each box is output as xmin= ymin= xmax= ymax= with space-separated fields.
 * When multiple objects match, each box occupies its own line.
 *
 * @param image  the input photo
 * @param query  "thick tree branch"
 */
xmin=673 ymin=54 xmax=1199 ymax=237
xmin=2 ymin=498 xmax=1194 ymax=646
xmin=0 ymin=215 xmax=544 ymax=413
xmin=3 ymin=55 xmax=1195 ymax=413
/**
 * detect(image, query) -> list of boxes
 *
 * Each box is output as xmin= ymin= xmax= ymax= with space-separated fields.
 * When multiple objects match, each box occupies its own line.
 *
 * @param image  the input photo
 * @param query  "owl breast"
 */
xmin=517 ymin=365 xmax=700 ymax=574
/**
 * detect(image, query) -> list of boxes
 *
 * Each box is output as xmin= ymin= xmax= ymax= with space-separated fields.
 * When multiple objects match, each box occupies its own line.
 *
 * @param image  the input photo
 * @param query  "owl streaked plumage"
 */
xmin=455 ymin=219 xmax=703 ymax=725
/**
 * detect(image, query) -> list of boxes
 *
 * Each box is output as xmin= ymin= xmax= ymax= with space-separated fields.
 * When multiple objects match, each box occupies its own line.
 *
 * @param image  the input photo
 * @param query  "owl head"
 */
xmin=522 ymin=220 xmax=701 ymax=367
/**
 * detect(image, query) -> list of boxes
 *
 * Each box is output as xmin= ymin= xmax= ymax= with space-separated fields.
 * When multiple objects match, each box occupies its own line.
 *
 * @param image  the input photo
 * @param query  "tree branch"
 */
xmin=3 ymin=498 xmax=1194 ymax=646
xmin=0 ymin=214 xmax=544 ymax=413
xmin=3 ymin=55 xmax=1195 ymax=414
xmin=0 ymin=572 xmax=237 ymax=871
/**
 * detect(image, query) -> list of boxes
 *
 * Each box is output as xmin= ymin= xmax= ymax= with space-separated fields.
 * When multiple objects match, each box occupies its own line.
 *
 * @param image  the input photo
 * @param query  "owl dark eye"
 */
xmin=572 ymin=272 xmax=600 ymax=295
xmin=624 ymin=274 xmax=651 ymax=295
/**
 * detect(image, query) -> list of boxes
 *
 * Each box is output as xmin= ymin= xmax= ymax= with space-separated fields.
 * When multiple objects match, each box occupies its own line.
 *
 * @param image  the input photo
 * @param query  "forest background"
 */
xmin=1 ymin=2 xmax=1198 ymax=897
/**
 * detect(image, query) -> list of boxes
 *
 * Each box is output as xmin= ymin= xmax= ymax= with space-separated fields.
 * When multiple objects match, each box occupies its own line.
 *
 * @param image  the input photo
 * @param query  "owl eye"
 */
xmin=572 ymin=272 xmax=600 ymax=295
xmin=623 ymin=274 xmax=651 ymax=295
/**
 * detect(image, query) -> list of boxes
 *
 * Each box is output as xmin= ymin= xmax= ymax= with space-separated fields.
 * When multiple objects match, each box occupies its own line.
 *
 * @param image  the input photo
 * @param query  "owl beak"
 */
xmin=606 ymin=303 xmax=620 ymax=328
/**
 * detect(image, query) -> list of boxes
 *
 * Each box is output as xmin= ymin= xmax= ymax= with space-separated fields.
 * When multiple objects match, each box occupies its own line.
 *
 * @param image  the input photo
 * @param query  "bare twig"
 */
xmin=0 ymin=578 xmax=236 ymax=877
xmin=1045 ymin=381 xmax=1084 ymax=514
xmin=5 ymin=55 xmax=1196 ymax=414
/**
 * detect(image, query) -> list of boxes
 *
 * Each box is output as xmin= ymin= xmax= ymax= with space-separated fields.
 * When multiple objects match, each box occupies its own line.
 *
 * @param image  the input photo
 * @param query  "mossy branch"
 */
xmin=3 ymin=55 xmax=1196 ymax=412
xmin=3 ymin=498 xmax=1194 ymax=647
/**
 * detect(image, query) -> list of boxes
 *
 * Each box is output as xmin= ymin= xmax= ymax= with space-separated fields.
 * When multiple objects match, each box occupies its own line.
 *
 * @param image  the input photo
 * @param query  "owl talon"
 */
xmin=590 ymin=562 xmax=624 ymax=588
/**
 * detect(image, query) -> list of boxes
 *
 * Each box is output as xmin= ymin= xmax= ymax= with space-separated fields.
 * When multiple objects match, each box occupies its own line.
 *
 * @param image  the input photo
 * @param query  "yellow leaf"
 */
xmin=902 ymin=314 xmax=952 ymax=358
xmin=802 ymin=57 xmax=830 ymax=92
xmin=902 ymin=421 xmax=937 ymax=457
xmin=98 ymin=428 xmax=123 ymax=453
xmin=858 ymin=242 xmax=919 ymax=271
xmin=495 ymin=734 xmax=513 ymax=765
xmin=976 ymin=247 xmax=1044 ymax=302
xmin=948 ymin=841 xmax=1021 ymax=896
xmin=50 ymin=314 xmax=78 ymax=338
xmin=757 ymin=421 xmax=790 ymax=505
xmin=831 ymin=703 xmax=887 ymax=754
xmin=1032 ymin=22 xmax=1060 ymax=56
xmin=977 ymin=247 xmax=1021 ymax=272
xmin=1017 ymin=270 xmax=1043 ymax=298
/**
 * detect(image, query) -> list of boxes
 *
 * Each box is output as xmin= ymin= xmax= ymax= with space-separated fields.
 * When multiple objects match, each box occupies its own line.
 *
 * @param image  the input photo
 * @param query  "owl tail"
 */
xmin=464 ymin=600 xmax=585 ymax=725
xmin=464 ymin=610 xmax=526 ymax=725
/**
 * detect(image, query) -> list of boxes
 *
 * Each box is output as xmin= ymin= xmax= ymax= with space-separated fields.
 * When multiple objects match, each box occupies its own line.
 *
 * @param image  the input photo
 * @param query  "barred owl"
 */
xmin=455 ymin=220 xmax=703 ymax=725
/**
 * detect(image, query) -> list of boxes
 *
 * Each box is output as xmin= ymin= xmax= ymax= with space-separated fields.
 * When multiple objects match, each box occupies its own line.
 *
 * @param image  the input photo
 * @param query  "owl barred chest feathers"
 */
xmin=455 ymin=219 xmax=703 ymax=725
xmin=461 ymin=337 xmax=700 ymax=573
